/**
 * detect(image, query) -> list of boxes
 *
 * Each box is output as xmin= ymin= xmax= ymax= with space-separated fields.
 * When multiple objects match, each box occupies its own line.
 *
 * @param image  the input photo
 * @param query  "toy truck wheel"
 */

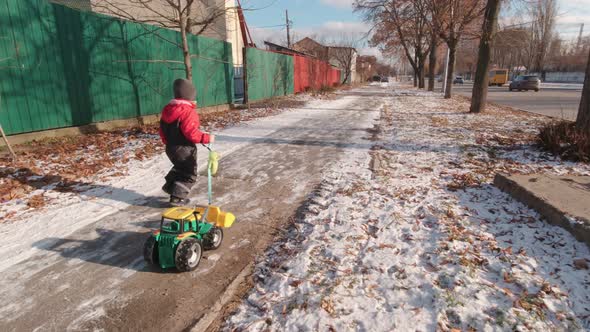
xmin=143 ymin=236 xmax=159 ymax=266
xmin=175 ymin=238 xmax=202 ymax=272
xmin=203 ymin=227 xmax=223 ymax=250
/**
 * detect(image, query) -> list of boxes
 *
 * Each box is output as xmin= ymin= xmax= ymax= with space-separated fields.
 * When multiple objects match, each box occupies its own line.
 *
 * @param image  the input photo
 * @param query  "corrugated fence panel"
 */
xmin=126 ymin=23 xmax=182 ymax=117
xmin=190 ymin=34 xmax=234 ymax=108
xmin=330 ymin=68 xmax=341 ymax=86
xmin=293 ymin=55 xmax=342 ymax=93
xmin=1 ymin=1 xmax=73 ymax=134
xmin=294 ymin=55 xmax=308 ymax=93
xmin=0 ymin=0 xmax=233 ymax=135
xmin=246 ymin=48 xmax=293 ymax=102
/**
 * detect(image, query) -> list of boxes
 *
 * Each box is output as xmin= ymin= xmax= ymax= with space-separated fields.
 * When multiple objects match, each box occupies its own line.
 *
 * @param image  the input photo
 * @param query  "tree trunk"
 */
xmin=428 ymin=34 xmax=437 ymax=91
xmin=418 ymin=61 xmax=426 ymax=89
xmin=444 ymin=44 xmax=457 ymax=99
xmin=470 ymin=0 xmax=501 ymax=113
xmin=413 ymin=53 xmax=418 ymax=87
xmin=576 ymin=48 xmax=590 ymax=132
xmin=342 ymin=68 xmax=351 ymax=84
xmin=179 ymin=16 xmax=193 ymax=81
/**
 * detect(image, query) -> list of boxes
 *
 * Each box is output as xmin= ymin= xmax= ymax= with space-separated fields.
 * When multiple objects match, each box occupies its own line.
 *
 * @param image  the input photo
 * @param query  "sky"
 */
xmin=240 ymin=0 xmax=590 ymax=61
xmin=240 ymin=0 xmax=380 ymax=59
xmin=552 ymin=0 xmax=590 ymax=39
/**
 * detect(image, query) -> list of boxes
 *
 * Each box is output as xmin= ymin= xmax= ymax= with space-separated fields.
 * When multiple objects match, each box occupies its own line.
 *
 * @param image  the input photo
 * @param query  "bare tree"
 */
xmin=357 ymin=55 xmax=378 ymax=82
xmin=355 ymin=0 xmax=432 ymax=89
xmin=426 ymin=29 xmax=440 ymax=91
xmin=577 ymin=49 xmax=590 ymax=132
xmin=491 ymin=27 xmax=529 ymax=75
xmin=428 ymin=0 xmax=485 ymax=98
xmin=469 ymin=0 xmax=501 ymax=113
xmin=529 ymin=0 xmax=557 ymax=74
xmin=327 ymin=34 xmax=360 ymax=84
xmin=93 ymin=0 xmax=228 ymax=80
xmin=413 ymin=0 xmax=441 ymax=91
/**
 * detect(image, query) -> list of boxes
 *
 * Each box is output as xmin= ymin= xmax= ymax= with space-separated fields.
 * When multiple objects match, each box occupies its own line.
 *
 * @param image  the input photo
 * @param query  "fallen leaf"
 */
xmin=321 ymin=297 xmax=335 ymax=315
xmin=503 ymin=271 xmax=514 ymax=283
xmin=573 ymin=258 xmax=588 ymax=270
xmin=27 ymin=194 xmax=46 ymax=209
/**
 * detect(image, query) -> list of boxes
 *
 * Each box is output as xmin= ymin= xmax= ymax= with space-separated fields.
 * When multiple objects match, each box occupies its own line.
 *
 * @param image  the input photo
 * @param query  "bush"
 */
xmin=538 ymin=121 xmax=590 ymax=162
xmin=311 ymin=85 xmax=336 ymax=96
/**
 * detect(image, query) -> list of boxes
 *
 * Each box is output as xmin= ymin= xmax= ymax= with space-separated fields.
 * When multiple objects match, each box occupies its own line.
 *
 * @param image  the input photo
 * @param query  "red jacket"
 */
xmin=159 ymin=99 xmax=211 ymax=145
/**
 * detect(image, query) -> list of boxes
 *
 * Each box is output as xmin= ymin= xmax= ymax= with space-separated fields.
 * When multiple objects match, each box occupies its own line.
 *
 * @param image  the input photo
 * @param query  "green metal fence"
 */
xmin=245 ymin=48 xmax=293 ymax=102
xmin=0 ymin=0 xmax=233 ymax=135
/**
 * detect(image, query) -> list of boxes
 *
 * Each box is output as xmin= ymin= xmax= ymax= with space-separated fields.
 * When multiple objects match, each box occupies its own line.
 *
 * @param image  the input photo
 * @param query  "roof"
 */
xmin=263 ymin=41 xmax=310 ymax=56
xmin=293 ymin=37 xmax=324 ymax=48
xmin=293 ymin=37 xmax=357 ymax=52
xmin=327 ymin=46 xmax=358 ymax=52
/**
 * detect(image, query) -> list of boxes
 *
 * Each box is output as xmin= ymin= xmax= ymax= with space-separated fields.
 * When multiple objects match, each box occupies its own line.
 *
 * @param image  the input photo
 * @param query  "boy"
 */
xmin=159 ymin=79 xmax=214 ymax=206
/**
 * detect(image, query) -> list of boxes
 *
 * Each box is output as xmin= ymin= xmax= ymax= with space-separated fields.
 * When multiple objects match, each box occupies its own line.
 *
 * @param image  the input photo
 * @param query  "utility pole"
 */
xmin=577 ymin=23 xmax=584 ymax=52
xmin=286 ymin=10 xmax=291 ymax=48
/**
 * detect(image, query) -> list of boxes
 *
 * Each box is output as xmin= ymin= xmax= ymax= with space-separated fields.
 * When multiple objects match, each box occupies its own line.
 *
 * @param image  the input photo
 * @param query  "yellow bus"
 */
xmin=489 ymin=69 xmax=509 ymax=86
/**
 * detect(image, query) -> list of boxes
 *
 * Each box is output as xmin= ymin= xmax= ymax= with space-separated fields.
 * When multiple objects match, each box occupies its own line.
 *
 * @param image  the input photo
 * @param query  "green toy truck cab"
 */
xmin=143 ymin=207 xmax=229 ymax=272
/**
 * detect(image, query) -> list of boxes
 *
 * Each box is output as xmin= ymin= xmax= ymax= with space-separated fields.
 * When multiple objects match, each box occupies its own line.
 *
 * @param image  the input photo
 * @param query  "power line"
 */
xmin=251 ymin=24 xmax=287 ymax=29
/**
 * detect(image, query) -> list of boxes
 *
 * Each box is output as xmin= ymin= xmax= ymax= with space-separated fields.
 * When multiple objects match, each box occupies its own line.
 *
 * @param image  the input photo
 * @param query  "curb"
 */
xmin=493 ymin=173 xmax=590 ymax=249
xmin=190 ymin=262 xmax=254 ymax=332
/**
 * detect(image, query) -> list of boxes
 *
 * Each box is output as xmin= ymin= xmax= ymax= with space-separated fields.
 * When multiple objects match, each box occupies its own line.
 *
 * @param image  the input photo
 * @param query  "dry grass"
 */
xmin=431 ymin=116 xmax=450 ymax=127
xmin=311 ymin=85 xmax=337 ymax=96
xmin=538 ymin=121 xmax=590 ymax=162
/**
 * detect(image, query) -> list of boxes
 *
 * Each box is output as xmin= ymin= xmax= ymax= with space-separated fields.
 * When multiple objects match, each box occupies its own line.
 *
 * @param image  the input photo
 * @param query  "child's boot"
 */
xmin=169 ymin=196 xmax=190 ymax=207
xmin=162 ymin=182 xmax=173 ymax=195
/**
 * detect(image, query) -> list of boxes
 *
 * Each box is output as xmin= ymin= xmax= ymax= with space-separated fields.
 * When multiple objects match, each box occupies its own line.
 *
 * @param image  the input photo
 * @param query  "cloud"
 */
xmin=318 ymin=21 xmax=370 ymax=35
xmin=320 ymin=0 xmax=354 ymax=9
xmin=500 ymin=0 xmax=590 ymax=39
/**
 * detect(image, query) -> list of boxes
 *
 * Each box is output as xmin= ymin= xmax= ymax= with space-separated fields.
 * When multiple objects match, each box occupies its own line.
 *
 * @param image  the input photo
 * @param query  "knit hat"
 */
xmin=173 ymin=78 xmax=197 ymax=101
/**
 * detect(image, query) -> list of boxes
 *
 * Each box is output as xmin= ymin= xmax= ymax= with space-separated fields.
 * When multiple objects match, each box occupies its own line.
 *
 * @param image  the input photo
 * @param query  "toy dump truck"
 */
xmin=143 ymin=205 xmax=235 ymax=271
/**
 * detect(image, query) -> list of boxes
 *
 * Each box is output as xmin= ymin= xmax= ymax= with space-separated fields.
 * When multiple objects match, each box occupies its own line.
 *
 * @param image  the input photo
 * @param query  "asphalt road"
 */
xmin=442 ymin=82 xmax=583 ymax=121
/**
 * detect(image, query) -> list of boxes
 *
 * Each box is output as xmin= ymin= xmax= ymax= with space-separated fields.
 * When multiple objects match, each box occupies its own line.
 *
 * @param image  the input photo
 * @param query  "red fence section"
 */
xmin=294 ymin=55 xmax=341 ymax=93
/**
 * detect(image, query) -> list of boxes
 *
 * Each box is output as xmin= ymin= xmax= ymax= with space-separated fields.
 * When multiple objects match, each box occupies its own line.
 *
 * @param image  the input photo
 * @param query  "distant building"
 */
xmin=357 ymin=55 xmax=377 ymax=82
xmin=264 ymin=41 xmax=310 ymax=57
xmin=292 ymin=37 xmax=359 ymax=84
xmin=224 ymin=2 xmax=244 ymax=67
xmin=292 ymin=37 xmax=330 ymax=60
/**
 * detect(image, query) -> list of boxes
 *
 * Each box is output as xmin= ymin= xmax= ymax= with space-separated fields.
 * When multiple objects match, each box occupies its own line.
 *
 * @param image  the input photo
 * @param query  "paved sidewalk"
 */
xmin=0 ymin=86 xmax=381 ymax=331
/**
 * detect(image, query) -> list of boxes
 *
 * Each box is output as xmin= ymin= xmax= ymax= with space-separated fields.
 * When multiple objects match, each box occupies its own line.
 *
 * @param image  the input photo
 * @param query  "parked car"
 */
xmin=370 ymin=75 xmax=382 ymax=82
xmin=453 ymin=76 xmax=464 ymax=84
xmin=509 ymin=75 xmax=540 ymax=92
xmin=381 ymin=76 xmax=389 ymax=82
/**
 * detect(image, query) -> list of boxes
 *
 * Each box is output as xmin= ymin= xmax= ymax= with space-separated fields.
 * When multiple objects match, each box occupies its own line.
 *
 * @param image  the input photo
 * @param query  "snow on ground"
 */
xmin=0 ymin=94 xmax=312 ymax=222
xmin=0 ymin=95 xmax=350 ymax=273
xmin=540 ymin=83 xmax=584 ymax=90
xmin=224 ymin=88 xmax=590 ymax=331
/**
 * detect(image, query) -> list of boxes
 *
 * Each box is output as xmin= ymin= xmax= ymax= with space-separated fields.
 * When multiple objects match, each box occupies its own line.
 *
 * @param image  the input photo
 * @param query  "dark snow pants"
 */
xmin=163 ymin=145 xmax=198 ymax=199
